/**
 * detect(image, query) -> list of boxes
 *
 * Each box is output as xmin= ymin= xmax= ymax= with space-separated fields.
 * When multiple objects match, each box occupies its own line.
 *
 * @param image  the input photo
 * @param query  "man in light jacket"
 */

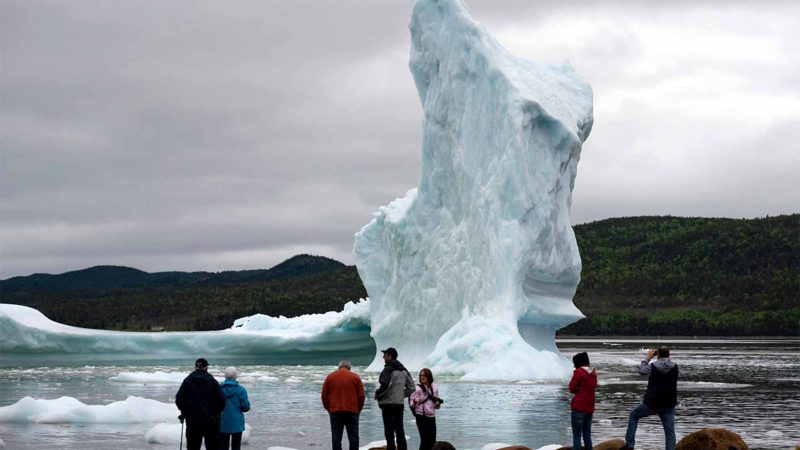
xmin=321 ymin=360 xmax=366 ymax=450
xmin=374 ymin=347 xmax=415 ymax=450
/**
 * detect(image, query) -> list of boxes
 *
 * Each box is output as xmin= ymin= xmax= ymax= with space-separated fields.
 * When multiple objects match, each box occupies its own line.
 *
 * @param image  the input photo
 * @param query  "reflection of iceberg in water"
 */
xmin=0 ymin=302 xmax=374 ymax=365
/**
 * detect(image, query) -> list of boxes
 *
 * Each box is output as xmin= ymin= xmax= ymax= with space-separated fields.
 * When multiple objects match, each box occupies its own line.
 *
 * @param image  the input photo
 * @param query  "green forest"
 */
xmin=1 ymin=215 xmax=798 ymax=336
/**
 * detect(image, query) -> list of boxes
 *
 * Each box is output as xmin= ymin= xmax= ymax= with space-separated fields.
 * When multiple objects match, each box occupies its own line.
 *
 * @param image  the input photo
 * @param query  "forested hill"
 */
xmin=565 ymin=214 xmax=799 ymax=336
xmin=0 ymin=255 xmax=365 ymax=330
xmin=0 ymin=254 xmax=344 ymax=293
xmin=1 ymin=215 xmax=798 ymax=335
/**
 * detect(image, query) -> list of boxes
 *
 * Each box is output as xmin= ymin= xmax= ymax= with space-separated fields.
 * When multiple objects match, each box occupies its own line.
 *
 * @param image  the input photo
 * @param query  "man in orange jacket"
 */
xmin=321 ymin=360 xmax=366 ymax=450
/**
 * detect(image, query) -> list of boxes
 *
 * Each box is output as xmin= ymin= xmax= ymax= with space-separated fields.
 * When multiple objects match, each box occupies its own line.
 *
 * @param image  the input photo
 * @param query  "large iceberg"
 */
xmin=0 ymin=302 xmax=374 ymax=365
xmin=354 ymin=0 xmax=593 ymax=379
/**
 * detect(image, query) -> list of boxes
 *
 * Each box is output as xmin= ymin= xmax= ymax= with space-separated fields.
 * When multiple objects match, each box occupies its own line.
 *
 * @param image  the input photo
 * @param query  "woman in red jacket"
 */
xmin=569 ymin=352 xmax=597 ymax=450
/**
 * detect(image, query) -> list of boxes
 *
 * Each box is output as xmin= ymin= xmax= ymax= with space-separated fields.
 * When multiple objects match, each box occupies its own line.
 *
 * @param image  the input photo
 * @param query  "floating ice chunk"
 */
xmin=110 ymin=371 xmax=187 ymax=384
xmin=146 ymin=423 xmax=251 ymax=444
xmin=0 ymin=396 xmax=176 ymax=423
xmin=354 ymin=0 xmax=592 ymax=380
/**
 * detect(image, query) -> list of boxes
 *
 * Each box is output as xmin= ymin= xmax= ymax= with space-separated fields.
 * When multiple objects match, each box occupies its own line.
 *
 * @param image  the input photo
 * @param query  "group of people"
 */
xmin=321 ymin=347 xmax=442 ymax=450
xmin=569 ymin=346 xmax=680 ymax=450
xmin=175 ymin=358 xmax=251 ymax=450
xmin=176 ymin=347 xmax=440 ymax=450
xmin=176 ymin=346 xmax=677 ymax=450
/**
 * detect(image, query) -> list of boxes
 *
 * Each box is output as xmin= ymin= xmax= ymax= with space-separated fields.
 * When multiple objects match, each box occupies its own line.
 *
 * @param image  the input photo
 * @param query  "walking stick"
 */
xmin=179 ymin=415 xmax=184 ymax=450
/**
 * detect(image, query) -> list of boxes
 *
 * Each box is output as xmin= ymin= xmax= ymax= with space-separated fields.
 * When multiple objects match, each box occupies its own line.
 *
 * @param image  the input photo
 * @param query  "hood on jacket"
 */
xmin=187 ymin=369 xmax=217 ymax=385
xmin=652 ymin=358 xmax=676 ymax=373
xmin=220 ymin=379 xmax=240 ymax=398
xmin=385 ymin=360 xmax=407 ymax=372
xmin=580 ymin=365 xmax=595 ymax=374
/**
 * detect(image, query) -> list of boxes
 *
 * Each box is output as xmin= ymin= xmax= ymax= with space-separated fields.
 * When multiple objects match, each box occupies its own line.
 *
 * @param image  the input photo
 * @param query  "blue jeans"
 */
xmin=330 ymin=411 xmax=360 ymax=450
xmin=624 ymin=403 xmax=675 ymax=450
xmin=571 ymin=409 xmax=593 ymax=450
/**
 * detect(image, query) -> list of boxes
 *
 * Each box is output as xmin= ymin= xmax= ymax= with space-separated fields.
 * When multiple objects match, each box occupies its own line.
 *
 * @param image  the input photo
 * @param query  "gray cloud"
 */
xmin=2 ymin=0 xmax=798 ymax=278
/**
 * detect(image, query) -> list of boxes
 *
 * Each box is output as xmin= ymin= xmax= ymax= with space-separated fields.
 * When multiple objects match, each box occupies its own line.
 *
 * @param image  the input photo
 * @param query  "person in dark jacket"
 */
xmin=219 ymin=367 xmax=250 ymax=450
xmin=620 ymin=346 xmax=679 ymax=450
xmin=569 ymin=352 xmax=597 ymax=450
xmin=374 ymin=347 xmax=415 ymax=450
xmin=176 ymin=358 xmax=226 ymax=450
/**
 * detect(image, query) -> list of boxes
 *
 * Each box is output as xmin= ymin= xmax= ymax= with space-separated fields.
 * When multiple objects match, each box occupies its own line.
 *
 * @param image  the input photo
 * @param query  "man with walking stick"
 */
xmin=176 ymin=358 xmax=226 ymax=450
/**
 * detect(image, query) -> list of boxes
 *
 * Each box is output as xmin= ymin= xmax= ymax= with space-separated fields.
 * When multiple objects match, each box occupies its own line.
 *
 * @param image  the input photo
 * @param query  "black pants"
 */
xmin=330 ymin=410 xmax=360 ymax=450
xmin=220 ymin=432 xmax=242 ymax=450
xmin=186 ymin=420 xmax=220 ymax=450
xmin=380 ymin=404 xmax=407 ymax=450
xmin=414 ymin=414 xmax=437 ymax=450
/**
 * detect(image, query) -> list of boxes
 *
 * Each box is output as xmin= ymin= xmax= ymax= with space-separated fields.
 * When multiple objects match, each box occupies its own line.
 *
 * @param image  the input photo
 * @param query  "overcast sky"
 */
xmin=1 ymin=0 xmax=798 ymax=279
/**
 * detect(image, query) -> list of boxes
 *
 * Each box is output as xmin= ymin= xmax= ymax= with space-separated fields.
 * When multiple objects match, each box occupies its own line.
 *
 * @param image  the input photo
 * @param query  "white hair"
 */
xmin=338 ymin=360 xmax=352 ymax=369
xmin=224 ymin=367 xmax=239 ymax=380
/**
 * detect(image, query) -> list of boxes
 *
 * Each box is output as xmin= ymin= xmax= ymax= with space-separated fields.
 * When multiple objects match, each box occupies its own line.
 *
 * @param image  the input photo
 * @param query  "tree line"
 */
xmin=1 ymin=215 xmax=797 ymax=336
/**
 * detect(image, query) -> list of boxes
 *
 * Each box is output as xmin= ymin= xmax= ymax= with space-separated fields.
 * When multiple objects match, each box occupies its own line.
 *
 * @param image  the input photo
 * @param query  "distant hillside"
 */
xmin=0 ymin=254 xmax=344 ymax=293
xmin=0 ymin=254 xmax=361 ymax=331
xmin=1 ymin=216 xmax=797 ymax=335
xmin=563 ymin=214 xmax=799 ymax=335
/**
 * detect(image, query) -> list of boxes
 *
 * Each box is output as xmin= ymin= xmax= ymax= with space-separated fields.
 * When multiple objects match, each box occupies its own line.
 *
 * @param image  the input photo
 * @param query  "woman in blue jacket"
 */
xmin=220 ymin=367 xmax=251 ymax=450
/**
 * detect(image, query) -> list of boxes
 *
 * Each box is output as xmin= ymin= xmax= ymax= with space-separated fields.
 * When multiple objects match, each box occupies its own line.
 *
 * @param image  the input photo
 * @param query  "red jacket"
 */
xmin=569 ymin=365 xmax=597 ymax=413
xmin=321 ymin=368 xmax=366 ymax=414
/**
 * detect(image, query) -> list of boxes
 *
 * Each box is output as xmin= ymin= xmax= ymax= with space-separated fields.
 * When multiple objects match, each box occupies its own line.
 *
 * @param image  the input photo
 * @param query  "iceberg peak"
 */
xmin=354 ymin=0 xmax=593 ymax=380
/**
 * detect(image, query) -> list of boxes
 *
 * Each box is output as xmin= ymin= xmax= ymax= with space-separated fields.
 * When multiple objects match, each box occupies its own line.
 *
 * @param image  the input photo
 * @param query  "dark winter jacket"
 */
xmin=639 ymin=358 xmax=679 ymax=408
xmin=175 ymin=369 xmax=226 ymax=425
xmin=569 ymin=365 xmax=597 ymax=413
xmin=375 ymin=360 xmax=415 ymax=406
xmin=220 ymin=379 xmax=250 ymax=433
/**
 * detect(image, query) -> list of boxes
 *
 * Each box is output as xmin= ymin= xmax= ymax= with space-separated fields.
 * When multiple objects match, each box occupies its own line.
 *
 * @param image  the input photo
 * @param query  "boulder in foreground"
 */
xmin=676 ymin=428 xmax=748 ymax=450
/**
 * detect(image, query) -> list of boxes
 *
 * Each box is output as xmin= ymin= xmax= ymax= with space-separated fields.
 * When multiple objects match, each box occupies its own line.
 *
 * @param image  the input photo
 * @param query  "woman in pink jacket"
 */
xmin=409 ymin=368 xmax=442 ymax=450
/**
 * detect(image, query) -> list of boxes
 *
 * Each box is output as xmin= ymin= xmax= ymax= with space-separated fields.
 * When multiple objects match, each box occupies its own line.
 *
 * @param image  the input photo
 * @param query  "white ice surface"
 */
xmin=354 ymin=0 xmax=592 ymax=380
xmin=0 ymin=301 xmax=372 ymax=359
xmin=0 ymin=396 xmax=176 ymax=424
xmin=145 ymin=423 xmax=251 ymax=444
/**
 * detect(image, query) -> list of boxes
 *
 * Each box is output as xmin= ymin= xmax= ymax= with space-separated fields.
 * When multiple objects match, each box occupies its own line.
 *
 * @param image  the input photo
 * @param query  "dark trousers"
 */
xmin=220 ymin=432 xmax=242 ymax=450
xmin=330 ymin=411 xmax=360 ymax=450
xmin=414 ymin=414 xmax=437 ymax=450
xmin=186 ymin=420 xmax=220 ymax=450
xmin=380 ymin=404 xmax=407 ymax=450
xmin=571 ymin=409 xmax=593 ymax=450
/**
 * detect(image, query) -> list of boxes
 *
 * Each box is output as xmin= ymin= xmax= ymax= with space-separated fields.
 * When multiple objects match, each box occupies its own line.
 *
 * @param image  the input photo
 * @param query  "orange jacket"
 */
xmin=321 ymin=368 xmax=366 ymax=414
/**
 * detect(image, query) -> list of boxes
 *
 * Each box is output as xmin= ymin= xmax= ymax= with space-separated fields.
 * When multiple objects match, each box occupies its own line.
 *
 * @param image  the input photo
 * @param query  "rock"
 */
xmin=676 ymin=428 xmax=748 ymax=450
xmin=595 ymin=439 xmax=627 ymax=450
xmin=555 ymin=438 xmax=625 ymax=450
xmin=432 ymin=443 xmax=457 ymax=450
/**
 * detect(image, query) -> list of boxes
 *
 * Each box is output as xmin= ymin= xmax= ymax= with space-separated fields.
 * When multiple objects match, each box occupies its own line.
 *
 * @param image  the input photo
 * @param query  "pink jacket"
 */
xmin=409 ymin=384 xmax=440 ymax=417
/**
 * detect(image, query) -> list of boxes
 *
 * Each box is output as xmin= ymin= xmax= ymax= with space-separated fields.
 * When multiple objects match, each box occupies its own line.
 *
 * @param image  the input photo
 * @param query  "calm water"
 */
xmin=0 ymin=338 xmax=798 ymax=450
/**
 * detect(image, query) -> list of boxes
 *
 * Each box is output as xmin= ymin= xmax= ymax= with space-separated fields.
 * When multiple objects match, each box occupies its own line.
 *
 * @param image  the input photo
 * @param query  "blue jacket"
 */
xmin=219 ymin=379 xmax=251 ymax=433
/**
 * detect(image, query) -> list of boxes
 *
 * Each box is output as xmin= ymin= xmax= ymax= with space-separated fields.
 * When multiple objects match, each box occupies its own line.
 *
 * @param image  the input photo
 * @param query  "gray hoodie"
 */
xmin=639 ymin=357 xmax=679 ymax=408
xmin=375 ymin=360 xmax=415 ymax=406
